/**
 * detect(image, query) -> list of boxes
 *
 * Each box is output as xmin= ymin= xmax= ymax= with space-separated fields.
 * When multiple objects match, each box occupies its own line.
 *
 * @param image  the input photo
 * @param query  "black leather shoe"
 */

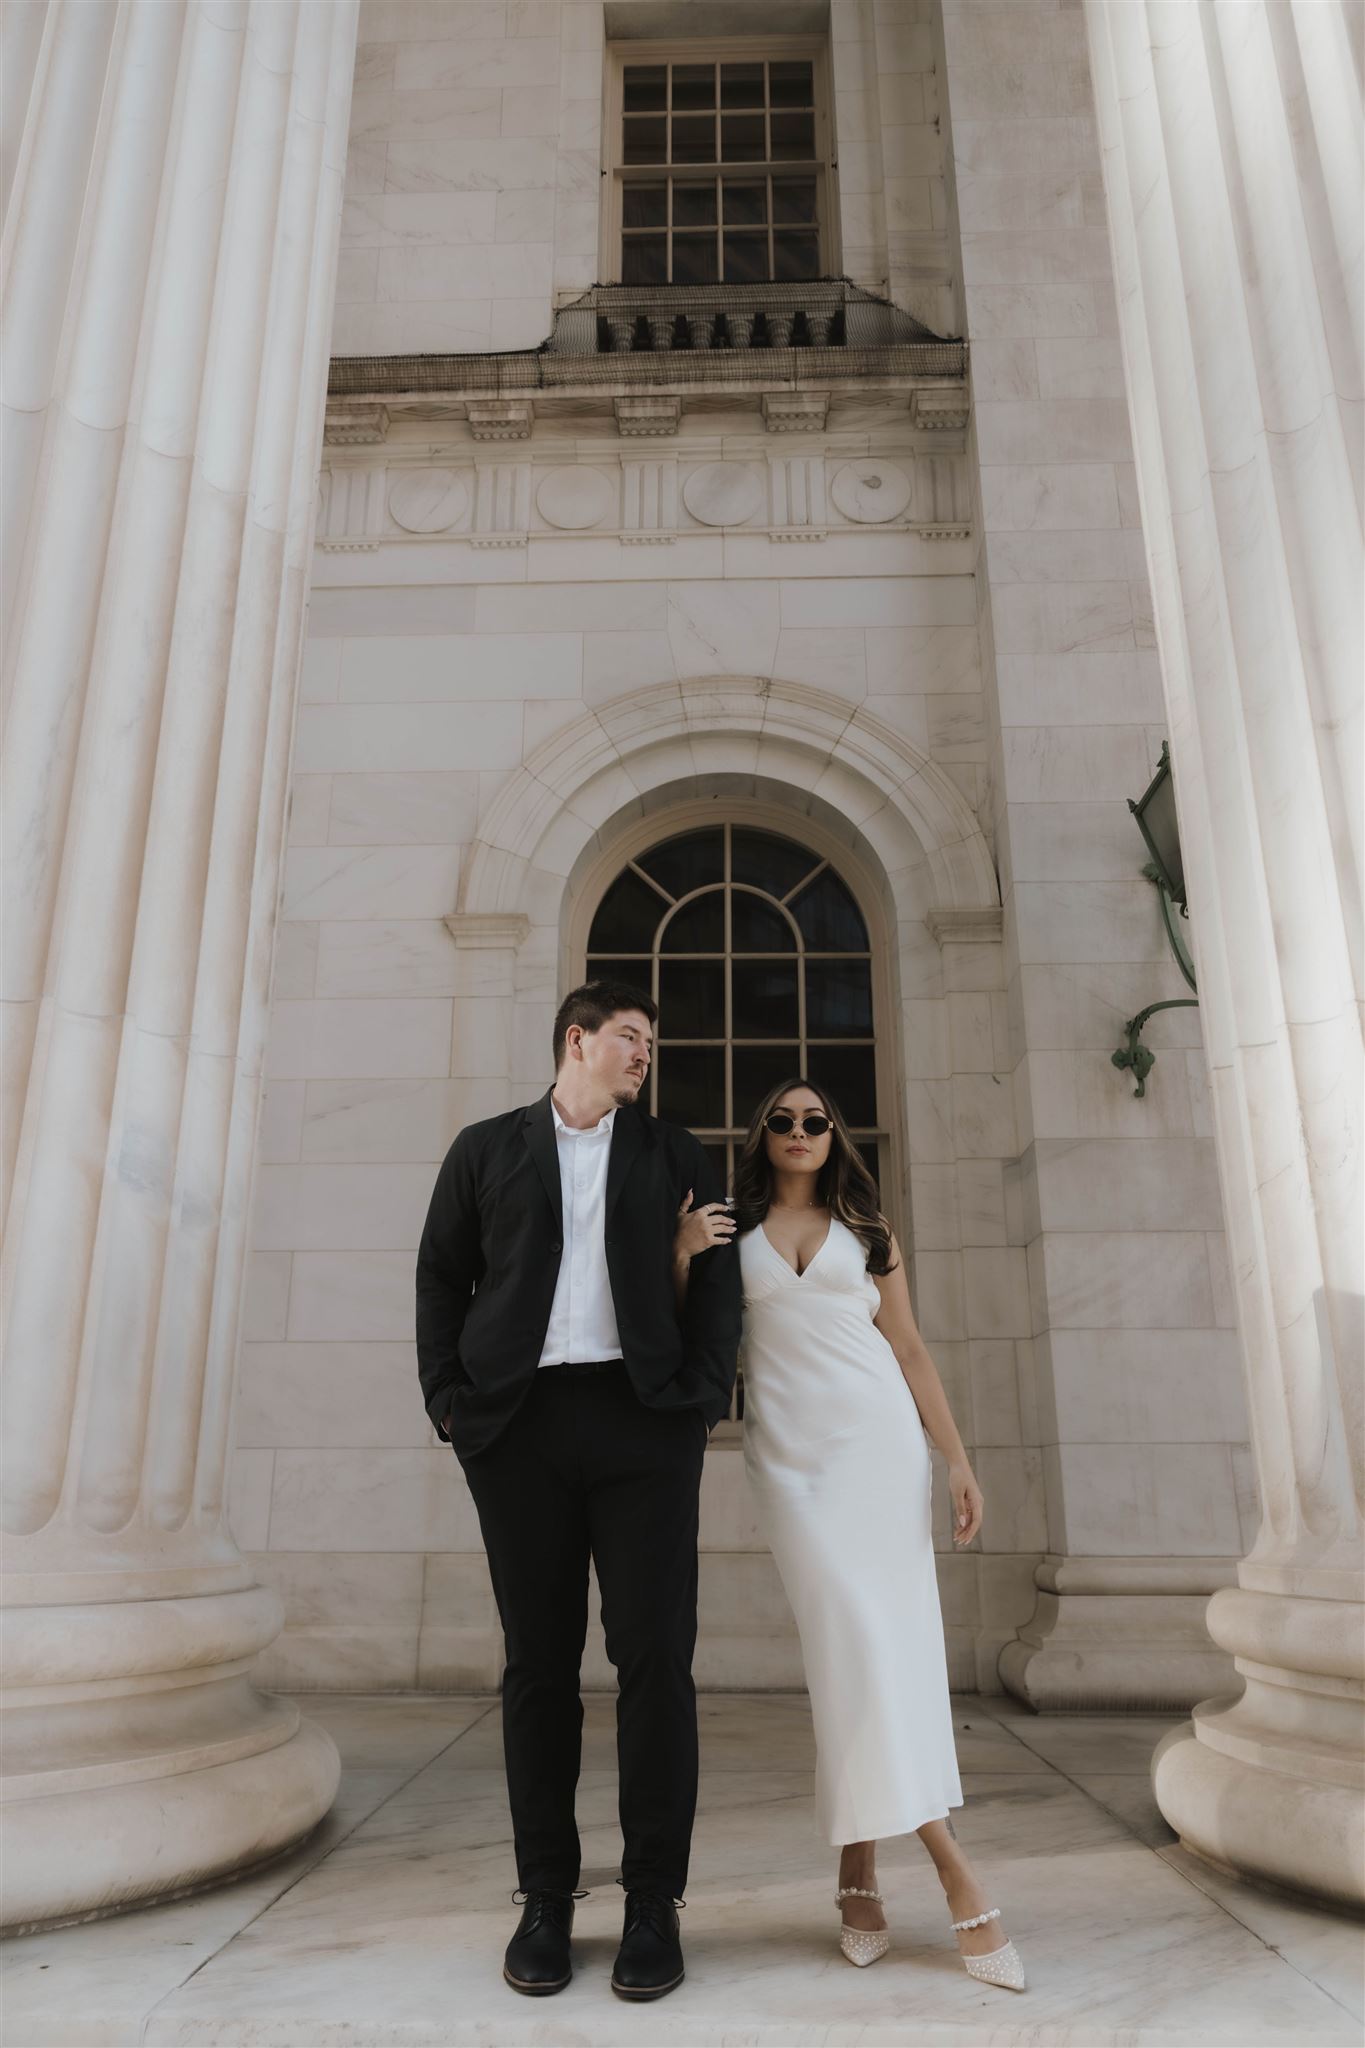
xmin=503 ymin=1889 xmax=575 ymax=1995
xmin=610 ymin=1890 xmax=685 ymax=2000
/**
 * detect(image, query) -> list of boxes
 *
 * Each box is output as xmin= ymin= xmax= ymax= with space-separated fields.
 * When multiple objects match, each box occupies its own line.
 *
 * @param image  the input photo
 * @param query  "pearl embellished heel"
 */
xmin=835 ymin=1886 xmax=890 ymax=1967
xmin=949 ymin=1906 xmax=1026 ymax=1991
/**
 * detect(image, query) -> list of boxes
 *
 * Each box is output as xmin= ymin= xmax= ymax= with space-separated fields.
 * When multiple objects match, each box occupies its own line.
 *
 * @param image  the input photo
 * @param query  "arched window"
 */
xmin=586 ymin=823 xmax=882 ymax=1189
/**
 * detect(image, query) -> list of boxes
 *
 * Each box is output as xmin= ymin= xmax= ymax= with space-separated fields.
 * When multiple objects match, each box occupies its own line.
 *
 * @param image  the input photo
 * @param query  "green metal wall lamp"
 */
xmin=1112 ymin=742 xmax=1200 ymax=1096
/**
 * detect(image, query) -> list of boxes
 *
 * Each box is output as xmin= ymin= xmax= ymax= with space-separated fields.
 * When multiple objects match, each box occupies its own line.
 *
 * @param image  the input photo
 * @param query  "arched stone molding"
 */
xmin=457 ymin=677 xmax=1000 ymax=938
xmin=438 ymin=678 xmax=1026 ymax=1694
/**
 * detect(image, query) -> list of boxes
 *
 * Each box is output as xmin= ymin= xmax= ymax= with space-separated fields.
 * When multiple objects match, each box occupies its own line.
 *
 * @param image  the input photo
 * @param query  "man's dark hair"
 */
xmin=553 ymin=979 xmax=657 ymax=1071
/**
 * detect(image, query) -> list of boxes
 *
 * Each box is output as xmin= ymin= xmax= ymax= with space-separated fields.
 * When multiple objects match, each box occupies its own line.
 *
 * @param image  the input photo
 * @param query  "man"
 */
xmin=416 ymin=981 xmax=740 ymax=2002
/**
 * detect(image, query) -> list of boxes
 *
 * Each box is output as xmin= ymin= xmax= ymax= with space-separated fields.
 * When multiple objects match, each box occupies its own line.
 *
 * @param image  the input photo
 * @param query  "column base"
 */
xmin=3 ymin=1706 xmax=339 ymax=1935
xmin=1151 ymin=1585 xmax=1365 ymax=1908
xmin=998 ymin=1555 xmax=1240 ymax=1711
xmin=0 ymin=1578 xmax=341 ymax=1932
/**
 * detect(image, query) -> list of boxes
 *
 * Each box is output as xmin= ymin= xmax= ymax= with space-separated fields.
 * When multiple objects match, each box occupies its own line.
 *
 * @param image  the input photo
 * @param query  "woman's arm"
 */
xmin=872 ymin=1232 xmax=984 ymax=1545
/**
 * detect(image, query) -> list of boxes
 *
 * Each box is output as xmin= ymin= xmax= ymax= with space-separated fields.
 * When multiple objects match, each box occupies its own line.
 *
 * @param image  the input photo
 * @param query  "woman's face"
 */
xmin=762 ymin=1085 xmax=834 ymax=1192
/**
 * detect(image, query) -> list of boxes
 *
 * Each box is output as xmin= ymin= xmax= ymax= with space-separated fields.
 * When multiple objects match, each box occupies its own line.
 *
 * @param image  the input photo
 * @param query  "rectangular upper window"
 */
xmin=604 ymin=41 xmax=836 ymax=286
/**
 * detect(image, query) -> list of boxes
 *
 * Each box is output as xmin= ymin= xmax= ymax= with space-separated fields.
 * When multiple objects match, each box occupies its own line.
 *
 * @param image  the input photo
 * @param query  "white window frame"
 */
xmin=600 ymin=36 xmax=840 ymax=289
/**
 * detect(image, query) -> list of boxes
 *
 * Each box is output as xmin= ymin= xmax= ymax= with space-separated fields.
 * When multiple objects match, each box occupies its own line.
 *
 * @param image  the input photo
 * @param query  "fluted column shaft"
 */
xmin=1 ymin=0 xmax=358 ymax=1930
xmin=1085 ymin=0 xmax=1363 ymax=1905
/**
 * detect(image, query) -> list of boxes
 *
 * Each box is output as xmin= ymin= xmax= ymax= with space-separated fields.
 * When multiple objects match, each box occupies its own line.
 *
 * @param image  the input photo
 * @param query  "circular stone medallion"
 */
xmin=536 ymin=466 xmax=616 ymax=531
xmin=388 ymin=469 xmax=469 ymax=534
xmin=681 ymin=461 xmax=763 ymax=527
xmin=830 ymin=460 xmax=913 ymax=524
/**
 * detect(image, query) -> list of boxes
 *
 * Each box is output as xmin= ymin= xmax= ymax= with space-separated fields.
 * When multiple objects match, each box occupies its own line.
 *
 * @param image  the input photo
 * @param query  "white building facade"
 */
xmin=3 ymin=0 xmax=1360 ymax=1930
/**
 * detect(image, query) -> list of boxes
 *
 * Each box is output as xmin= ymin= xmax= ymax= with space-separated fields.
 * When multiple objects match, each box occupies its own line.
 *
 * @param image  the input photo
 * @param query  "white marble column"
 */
xmin=1 ymin=0 xmax=359 ymax=1929
xmin=1086 ymin=0 xmax=1363 ymax=1906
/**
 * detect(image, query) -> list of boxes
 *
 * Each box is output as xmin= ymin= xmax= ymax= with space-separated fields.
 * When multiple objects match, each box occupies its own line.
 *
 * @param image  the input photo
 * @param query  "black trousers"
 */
xmin=459 ymin=1362 xmax=707 ymax=1898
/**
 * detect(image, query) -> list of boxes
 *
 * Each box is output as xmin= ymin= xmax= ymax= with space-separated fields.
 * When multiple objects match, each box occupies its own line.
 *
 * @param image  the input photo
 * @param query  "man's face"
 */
xmin=572 ymin=1008 xmax=653 ymax=1105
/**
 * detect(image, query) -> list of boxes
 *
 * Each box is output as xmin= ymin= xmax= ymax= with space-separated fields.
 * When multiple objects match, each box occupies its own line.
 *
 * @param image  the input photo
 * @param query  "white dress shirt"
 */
xmin=536 ymin=1098 xmax=624 ymax=1368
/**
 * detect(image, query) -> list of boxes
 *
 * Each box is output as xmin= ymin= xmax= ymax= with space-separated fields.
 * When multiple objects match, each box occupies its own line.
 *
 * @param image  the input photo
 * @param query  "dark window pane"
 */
xmin=774 ymin=230 xmax=821 ymax=280
xmin=790 ymin=869 xmax=868 ymax=949
xmin=772 ymin=178 xmax=817 ymax=223
xmin=720 ymin=62 xmax=764 ymax=108
xmin=623 ymin=115 xmax=667 ymax=164
xmin=672 ymin=233 xmax=719 ymax=284
xmin=657 ymin=1046 xmax=725 ymax=1128
xmin=731 ymin=827 xmax=822 ymax=897
xmin=699 ymin=1141 xmax=729 ymax=1187
xmin=586 ymin=957 xmax=653 ymax=998
xmin=636 ymin=829 xmax=724 ymax=898
xmin=770 ymin=109 xmax=815 ymax=159
xmin=730 ymin=892 xmax=796 ymax=951
xmin=721 ymin=112 xmax=765 ymax=161
xmin=806 ymin=1045 xmax=877 ymax=1127
xmin=590 ymin=867 xmax=667 ymax=951
xmin=731 ymin=960 xmax=799 ymax=1038
xmin=769 ymin=60 xmax=814 ymax=108
xmin=671 ymin=63 xmax=715 ymax=110
xmin=621 ymin=235 xmax=668 ymax=284
xmin=855 ymin=1141 xmax=881 ymax=1190
xmin=660 ymin=891 xmax=725 ymax=951
xmin=658 ymin=958 xmax=724 ymax=1039
xmin=732 ymin=1045 xmax=801 ymax=1125
xmin=672 ymin=114 xmax=716 ymax=162
xmin=623 ymin=183 xmax=667 ymax=228
xmin=805 ymin=957 xmax=873 ymax=1035
xmin=624 ymin=65 xmax=667 ymax=112
xmin=673 ymin=182 xmax=717 ymax=227
xmin=722 ymin=181 xmax=767 ymax=225
xmin=722 ymin=232 xmax=769 ymax=283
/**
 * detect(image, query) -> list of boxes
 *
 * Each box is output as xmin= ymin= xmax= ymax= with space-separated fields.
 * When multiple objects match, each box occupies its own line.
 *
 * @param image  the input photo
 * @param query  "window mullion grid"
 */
xmin=723 ymin=824 xmax=734 ymax=1139
xmin=649 ymin=909 xmax=664 ymax=1117
xmin=797 ymin=924 xmax=808 ymax=1077
xmin=665 ymin=170 xmax=673 ymax=284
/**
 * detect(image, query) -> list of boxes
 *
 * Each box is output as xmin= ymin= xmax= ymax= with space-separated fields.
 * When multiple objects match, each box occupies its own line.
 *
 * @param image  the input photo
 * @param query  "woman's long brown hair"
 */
xmin=732 ymin=1075 xmax=897 ymax=1276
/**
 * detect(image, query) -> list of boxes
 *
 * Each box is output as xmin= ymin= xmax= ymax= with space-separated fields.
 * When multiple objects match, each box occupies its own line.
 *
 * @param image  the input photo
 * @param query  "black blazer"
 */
xmin=416 ymin=1088 xmax=741 ymax=1459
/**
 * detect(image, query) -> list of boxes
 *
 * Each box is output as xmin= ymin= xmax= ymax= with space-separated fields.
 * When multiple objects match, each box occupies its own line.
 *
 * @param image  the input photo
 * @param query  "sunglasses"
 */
xmin=764 ymin=1111 xmax=832 ymax=1137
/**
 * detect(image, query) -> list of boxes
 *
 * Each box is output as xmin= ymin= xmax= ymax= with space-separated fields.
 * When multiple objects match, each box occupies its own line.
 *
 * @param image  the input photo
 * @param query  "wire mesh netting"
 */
xmin=329 ymin=279 xmax=966 ymax=396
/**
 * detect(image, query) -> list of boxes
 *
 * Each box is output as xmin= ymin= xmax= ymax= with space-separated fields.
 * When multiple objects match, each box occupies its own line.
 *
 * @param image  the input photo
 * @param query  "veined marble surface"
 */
xmin=5 ymin=1696 xmax=1359 ymax=2048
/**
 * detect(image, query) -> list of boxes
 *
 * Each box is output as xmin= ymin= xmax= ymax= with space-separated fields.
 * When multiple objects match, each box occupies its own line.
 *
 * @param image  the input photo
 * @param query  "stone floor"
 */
xmin=5 ymin=1695 xmax=1362 ymax=2048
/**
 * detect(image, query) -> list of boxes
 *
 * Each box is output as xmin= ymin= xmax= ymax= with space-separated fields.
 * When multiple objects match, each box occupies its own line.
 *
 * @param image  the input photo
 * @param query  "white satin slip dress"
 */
xmin=738 ymin=1214 xmax=963 ymax=1846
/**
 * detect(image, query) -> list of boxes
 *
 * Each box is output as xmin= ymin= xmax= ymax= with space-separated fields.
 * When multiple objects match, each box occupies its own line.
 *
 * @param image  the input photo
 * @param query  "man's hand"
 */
xmin=674 ymin=1189 xmax=737 ymax=1260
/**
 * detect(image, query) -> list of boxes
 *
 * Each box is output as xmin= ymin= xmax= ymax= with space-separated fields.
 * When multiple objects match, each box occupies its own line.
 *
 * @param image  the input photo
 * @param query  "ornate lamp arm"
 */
xmin=1111 ymin=998 xmax=1201 ymax=1097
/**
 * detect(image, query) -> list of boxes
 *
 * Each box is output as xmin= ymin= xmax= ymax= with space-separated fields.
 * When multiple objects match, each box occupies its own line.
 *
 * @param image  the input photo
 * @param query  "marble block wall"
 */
xmin=231 ymin=0 xmax=1251 ymax=1702
xmin=234 ymin=400 xmax=1028 ymax=1695
xmin=333 ymin=0 xmax=952 ymax=352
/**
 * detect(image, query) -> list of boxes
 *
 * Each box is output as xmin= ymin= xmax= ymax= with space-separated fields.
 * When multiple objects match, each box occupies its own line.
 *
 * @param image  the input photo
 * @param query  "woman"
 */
xmin=674 ymin=1079 xmax=1024 ymax=1990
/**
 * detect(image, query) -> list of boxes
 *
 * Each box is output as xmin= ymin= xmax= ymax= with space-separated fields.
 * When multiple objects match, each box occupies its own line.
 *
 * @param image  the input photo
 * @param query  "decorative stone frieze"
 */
xmin=315 ymin=441 xmax=972 ymax=554
xmin=323 ymin=401 xmax=389 ymax=445
xmin=762 ymin=391 xmax=830 ymax=433
xmin=914 ymin=387 xmax=971 ymax=431
xmin=682 ymin=461 xmax=764 ymax=528
xmin=466 ymin=399 xmax=533 ymax=442
xmin=830 ymin=460 xmax=913 ymax=523
xmin=614 ymin=396 xmax=680 ymax=437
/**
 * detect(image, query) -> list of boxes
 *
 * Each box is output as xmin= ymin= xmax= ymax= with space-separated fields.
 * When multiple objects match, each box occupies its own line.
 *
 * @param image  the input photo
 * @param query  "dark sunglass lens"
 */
xmin=803 ymin=1114 xmax=831 ymax=1135
xmin=766 ymin=1112 xmax=795 ymax=1133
